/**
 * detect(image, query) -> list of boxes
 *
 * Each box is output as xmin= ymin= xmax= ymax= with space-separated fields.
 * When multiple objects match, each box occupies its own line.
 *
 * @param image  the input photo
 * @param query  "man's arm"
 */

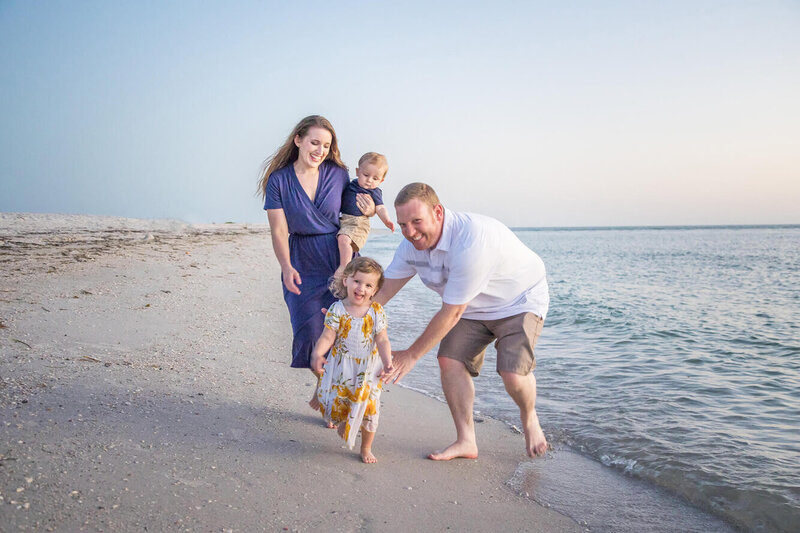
xmin=385 ymin=301 xmax=468 ymax=384
xmin=374 ymin=276 xmax=412 ymax=307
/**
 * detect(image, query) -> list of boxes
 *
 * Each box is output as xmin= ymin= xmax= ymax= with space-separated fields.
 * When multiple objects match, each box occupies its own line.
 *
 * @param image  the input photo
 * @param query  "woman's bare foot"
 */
xmin=326 ymin=420 xmax=336 ymax=429
xmin=524 ymin=413 xmax=547 ymax=457
xmin=309 ymin=377 xmax=322 ymax=411
xmin=308 ymin=395 xmax=320 ymax=411
xmin=427 ymin=440 xmax=478 ymax=461
xmin=360 ymin=449 xmax=377 ymax=463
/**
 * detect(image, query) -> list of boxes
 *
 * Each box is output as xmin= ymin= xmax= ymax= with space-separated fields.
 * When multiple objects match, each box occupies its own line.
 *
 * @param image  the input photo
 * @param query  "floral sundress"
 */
xmin=316 ymin=300 xmax=388 ymax=449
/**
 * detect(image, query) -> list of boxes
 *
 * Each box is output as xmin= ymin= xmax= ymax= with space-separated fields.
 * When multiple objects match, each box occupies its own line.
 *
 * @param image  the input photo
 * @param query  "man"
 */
xmin=376 ymin=183 xmax=550 ymax=460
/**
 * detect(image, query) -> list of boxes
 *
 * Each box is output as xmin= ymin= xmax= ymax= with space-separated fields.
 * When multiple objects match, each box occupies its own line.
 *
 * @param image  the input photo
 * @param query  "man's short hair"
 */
xmin=394 ymin=182 xmax=440 ymax=208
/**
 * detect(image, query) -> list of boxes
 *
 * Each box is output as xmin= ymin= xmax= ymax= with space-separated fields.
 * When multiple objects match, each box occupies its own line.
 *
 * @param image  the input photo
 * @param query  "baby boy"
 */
xmin=336 ymin=152 xmax=394 ymax=275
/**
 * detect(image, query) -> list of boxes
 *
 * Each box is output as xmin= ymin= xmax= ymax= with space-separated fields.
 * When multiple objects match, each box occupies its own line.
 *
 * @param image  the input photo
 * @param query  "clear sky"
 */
xmin=1 ymin=1 xmax=798 ymax=227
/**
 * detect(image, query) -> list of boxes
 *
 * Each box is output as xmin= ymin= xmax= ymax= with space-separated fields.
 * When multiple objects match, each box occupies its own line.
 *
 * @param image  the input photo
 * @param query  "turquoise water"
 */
xmin=362 ymin=225 xmax=800 ymax=532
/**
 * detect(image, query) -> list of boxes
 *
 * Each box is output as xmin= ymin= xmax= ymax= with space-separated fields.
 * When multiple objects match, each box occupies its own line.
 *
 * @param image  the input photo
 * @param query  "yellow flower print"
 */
xmin=361 ymin=313 xmax=373 ymax=338
xmin=340 ymin=316 xmax=352 ymax=340
xmin=331 ymin=396 xmax=350 ymax=423
xmin=349 ymin=383 xmax=370 ymax=403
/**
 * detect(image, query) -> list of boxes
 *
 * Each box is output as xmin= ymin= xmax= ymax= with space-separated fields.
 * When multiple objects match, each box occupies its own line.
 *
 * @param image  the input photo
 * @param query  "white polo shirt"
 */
xmin=384 ymin=208 xmax=549 ymax=320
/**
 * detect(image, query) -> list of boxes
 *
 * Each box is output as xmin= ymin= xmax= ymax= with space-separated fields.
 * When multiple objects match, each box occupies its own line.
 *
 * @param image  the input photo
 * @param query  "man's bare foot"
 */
xmin=524 ymin=413 xmax=547 ymax=457
xmin=360 ymin=450 xmax=377 ymax=463
xmin=427 ymin=440 xmax=478 ymax=461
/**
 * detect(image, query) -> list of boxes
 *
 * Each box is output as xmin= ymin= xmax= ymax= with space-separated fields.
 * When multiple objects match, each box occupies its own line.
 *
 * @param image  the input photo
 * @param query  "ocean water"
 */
xmin=361 ymin=225 xmax=800 ymax=532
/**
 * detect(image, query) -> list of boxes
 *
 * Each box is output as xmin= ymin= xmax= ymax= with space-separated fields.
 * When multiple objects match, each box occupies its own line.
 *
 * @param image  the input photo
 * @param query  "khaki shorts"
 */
xmin=338 ymin=214 xmax=371 ymax=251
xmin=438 ymin=312 xmax=543 ymax=377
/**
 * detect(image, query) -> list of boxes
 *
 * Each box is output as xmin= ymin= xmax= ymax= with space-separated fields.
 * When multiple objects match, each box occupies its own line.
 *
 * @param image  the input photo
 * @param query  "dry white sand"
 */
xmin=0 ymin=213 xmax=582 ymax=532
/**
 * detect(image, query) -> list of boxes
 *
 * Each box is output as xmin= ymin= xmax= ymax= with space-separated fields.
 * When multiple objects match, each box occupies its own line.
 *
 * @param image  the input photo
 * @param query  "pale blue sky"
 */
xmin=1 ymin=1 xmax=798 ymax=226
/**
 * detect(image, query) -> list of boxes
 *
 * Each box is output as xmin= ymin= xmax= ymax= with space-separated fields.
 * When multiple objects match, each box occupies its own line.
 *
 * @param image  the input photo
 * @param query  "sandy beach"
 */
xmin=0 ymin=213 xmax=583 ymax=532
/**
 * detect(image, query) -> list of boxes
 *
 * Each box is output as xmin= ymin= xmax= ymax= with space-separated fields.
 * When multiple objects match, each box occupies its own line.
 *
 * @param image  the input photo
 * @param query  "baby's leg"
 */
xmin=360 ymin=426 xmax=377 ymax=464
xmin=336 ymin=234 xmax=356 ymax=275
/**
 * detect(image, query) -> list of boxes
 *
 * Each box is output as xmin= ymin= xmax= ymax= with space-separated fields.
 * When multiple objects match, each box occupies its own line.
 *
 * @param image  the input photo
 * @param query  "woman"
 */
xmin=258 ymin=116 xmax=374 ymax=401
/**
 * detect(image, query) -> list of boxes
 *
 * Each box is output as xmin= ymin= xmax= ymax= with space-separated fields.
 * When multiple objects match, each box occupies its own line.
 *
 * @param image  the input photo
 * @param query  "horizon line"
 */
xmin=508 ymin=223 xmax=800 ymax=231
xmin=2 ymin=212 xmax=799 ymax=231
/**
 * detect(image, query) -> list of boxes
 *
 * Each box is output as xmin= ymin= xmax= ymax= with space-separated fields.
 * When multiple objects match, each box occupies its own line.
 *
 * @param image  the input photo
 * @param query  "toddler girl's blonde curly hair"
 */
xmin=329 ymin=257 xmax=385 ymax=300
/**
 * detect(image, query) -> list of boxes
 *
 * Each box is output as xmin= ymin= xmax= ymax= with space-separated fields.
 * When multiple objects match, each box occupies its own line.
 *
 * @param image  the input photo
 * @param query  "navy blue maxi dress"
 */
xmin=264 ymin=161 xmax=350 ymax=368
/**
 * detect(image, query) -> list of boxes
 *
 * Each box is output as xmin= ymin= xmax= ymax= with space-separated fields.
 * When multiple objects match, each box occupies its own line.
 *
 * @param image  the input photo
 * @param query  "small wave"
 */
xmin=599 ymin=453 xmax=639 ymax=475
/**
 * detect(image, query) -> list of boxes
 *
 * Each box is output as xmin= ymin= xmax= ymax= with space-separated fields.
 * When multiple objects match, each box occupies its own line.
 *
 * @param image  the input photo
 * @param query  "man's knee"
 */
xmin=438 ymin=355 xmax=466 ymax=372
xmin=499 ymin=370 xmax=534 ymax=392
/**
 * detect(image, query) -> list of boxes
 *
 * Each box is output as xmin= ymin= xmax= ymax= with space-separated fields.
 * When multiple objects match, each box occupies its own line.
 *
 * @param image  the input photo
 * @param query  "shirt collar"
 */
xmin=432 ymin=207 xmax=454 ymax=253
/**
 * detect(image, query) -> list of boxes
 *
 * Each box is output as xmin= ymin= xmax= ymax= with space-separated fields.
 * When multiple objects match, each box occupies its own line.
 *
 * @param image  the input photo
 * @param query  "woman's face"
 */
xmin=294 ymin=127 xmax=332 ymax=170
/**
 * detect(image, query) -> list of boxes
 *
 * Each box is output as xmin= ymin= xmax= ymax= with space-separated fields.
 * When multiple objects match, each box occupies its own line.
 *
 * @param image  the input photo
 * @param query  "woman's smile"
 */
xmin=294 ymin=127 xmax=332 ymax=170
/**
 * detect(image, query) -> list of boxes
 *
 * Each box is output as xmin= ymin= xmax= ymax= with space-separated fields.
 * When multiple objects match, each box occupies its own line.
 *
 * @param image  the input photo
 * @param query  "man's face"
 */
xmin=395 ymin=198 xmax=444 ymax=250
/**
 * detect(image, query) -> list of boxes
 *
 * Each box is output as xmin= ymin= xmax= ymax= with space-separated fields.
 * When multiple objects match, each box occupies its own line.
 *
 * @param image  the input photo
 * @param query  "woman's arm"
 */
xmin=266 ymin=208 xmax=301 ymax=295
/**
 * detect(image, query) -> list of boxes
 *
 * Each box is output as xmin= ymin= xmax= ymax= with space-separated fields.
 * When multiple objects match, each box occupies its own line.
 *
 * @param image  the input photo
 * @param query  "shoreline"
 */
xmin=0 ymin=213 xmax=582 ymax=531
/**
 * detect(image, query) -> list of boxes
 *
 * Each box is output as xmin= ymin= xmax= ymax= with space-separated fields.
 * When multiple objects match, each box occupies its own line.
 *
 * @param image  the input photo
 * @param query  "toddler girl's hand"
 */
xmin=311 ymin=354 xmax=327 ymax=375
xmin=379 ymin=362 xmax=395 ymax=383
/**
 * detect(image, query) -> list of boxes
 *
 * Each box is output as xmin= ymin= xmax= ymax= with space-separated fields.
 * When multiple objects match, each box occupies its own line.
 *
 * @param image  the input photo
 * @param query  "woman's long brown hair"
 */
xmin=257 ymin=115 xmax=348 ymax=200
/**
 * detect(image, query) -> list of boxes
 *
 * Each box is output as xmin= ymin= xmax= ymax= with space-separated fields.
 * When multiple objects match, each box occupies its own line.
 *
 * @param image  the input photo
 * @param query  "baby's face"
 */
xmin=356 ymin=162 xmax=387 ymax=190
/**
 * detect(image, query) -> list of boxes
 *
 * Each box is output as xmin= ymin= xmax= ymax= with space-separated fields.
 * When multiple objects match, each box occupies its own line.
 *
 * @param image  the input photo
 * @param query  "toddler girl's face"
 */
xmin=356 ymin=162 xmax=387 ymax=190
xmin=344 ymin=270 xmax=381 ymax=305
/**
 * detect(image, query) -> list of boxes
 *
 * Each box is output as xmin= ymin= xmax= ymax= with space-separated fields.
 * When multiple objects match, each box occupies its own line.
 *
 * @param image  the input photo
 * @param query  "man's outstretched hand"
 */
xmin=383 ymin=349 xmax=420 ymax=384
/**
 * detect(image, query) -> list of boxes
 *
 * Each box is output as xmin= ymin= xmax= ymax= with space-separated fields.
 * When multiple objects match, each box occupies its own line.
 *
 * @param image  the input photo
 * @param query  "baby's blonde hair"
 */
xmin=358 ymin=152 xmax=388 ymax=177
xmin=329 ymin=257 xmax=385 ymax=300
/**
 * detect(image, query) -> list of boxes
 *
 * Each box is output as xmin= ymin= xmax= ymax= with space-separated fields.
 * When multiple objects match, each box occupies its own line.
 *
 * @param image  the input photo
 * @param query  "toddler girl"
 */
xmin=311 ymin=257 xmax=393 ymax=463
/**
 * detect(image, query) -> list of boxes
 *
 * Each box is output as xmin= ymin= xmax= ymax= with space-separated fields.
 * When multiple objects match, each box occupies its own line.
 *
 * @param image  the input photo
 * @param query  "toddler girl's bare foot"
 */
xmin=361 ymin=450 xmax=377 ymax=464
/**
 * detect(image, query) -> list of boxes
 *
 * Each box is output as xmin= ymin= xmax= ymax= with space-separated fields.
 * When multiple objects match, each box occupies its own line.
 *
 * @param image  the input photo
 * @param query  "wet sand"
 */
xmin=0 ymin=213 xmax=582 ymax=532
